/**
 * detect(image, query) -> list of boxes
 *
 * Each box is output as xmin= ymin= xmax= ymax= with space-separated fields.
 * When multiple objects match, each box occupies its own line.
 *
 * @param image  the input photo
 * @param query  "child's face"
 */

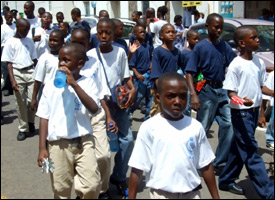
xmin=135 ymin=26 xmax=146 ymax=41
xmin=97 ymin=22 xmax=114 ymax=47
xmin=5 ymin=13 xmax=13 ymax=25
xmin=58 ymin=48 xmax=79 ymax=72
xmin=41 ymin=13 xmax=52 ymax=29
xmin=115 ymin=22 xmax=124 ymax=38
xmin=132 ymin=13 xmax=139 ymax=22
xmin=242 ymin=28 xmax=260 ymax=52
xmin=157 ymin=79 xmax=187 ymax=120
xmin=59 ymin=23 xmax=68 ymax=33
xmin=175 ymin=18 xmax=182 ymax=26
xmin=160 ymin=25 xmax=176 ymax=43
xmin=56 ymin=14 xmax=64 ymax=24
xmin=49 ymin=32 xmax=64 ymax=53
xmin=188 ymin=33 xmax=200 ymax=47
xmin=206 ymin=16 xmax=223 ymax=40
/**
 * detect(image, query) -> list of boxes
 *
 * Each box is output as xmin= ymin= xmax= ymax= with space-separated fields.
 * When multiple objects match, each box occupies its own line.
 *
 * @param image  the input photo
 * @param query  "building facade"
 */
xmin=1 ymin=1 xmax=273 ymax=24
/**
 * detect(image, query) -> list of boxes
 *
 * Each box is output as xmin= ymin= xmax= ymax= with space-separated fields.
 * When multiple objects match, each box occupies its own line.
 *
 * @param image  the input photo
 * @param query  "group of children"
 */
xmin=1 ymin=2 xmax=274 ymax=199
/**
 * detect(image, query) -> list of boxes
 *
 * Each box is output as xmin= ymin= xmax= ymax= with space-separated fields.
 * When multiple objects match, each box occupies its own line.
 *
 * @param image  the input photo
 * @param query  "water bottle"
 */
xmin=177 ymin=69 xmax=184 ymax=76
xmin=107 ymin=123 xmax=119 ymax=152
xmin=54 ymin=70 xmax=67 ymax=88
xmin=143 ymin=70 xmax=150 ymax=81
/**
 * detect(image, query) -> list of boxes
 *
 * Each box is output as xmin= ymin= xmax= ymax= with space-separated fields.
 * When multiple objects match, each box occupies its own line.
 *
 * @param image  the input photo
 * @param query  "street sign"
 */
xmin=182 ymin=1 xmax=202 ymax=7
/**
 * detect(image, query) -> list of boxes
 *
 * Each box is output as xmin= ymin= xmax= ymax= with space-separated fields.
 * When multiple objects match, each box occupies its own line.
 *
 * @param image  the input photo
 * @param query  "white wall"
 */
xmin=233 ymin=1 xmax=244 ymax=18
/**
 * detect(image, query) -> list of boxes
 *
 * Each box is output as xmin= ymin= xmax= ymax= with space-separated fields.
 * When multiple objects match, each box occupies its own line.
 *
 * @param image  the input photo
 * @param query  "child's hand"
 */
xmin=107 ymin=117 xmax=118 ymax=134
xmin=243 ymin=97 xmax=254 ymax=107
xmin=33 ymin=35 xmax=41 ymax=42
xmin=137 ymin=73 xmax=145 ymax=82
xmin=58 ymin=67 xmax=77 ymax=87
xmin=10 ymin=79 xmax=19 ymax=91
xmin=231 ymin=96 xmax=244 ymax=105
xmin=125 ymin=87 xmax=136 ymax=108
xmin=129 ymin=40 xmax=141 ymax=54
xmin=37 ymin=149 xmax=49 ymax=167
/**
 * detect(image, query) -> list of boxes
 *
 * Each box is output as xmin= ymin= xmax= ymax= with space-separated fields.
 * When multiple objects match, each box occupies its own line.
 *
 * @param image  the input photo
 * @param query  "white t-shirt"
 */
xmin=223 ymin=56 xmax=266 ymax=109
xmin=86 ymin=45 xmax=130 ymax=90
xmin=1 ymin=23 xmax=16 ymax=47
xmin=264 ymin=71 xmax=274 ymax=106
xmin=36 ymin=76 xmax=100 ymax=141
xmin=80 ymin=55 xmax=111 ymax=103
xmin=32 ymin=51 xmax=58 ymax=84
xmin=34 ymin=27 xmax=53 ymax=59
xmin=1 ymin=37 xmax=37 ymax=69
xmin=25 ymin=16 xmax=40 ymax=39
xmin=128 ymin=113 xmax=215 ymax=193
xmin=151 ymin=19 xmax=168 ymax=48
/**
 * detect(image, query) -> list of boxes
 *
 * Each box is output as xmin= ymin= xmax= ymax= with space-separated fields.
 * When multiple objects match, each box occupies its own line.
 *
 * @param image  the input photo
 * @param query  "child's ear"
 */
xmin=238 ymin=40 xmax=245 ymax=48
xmin=156 ymin=92 xmax=161 ymax=104
xmin=77 ymin=58 xmax=86 ymax=69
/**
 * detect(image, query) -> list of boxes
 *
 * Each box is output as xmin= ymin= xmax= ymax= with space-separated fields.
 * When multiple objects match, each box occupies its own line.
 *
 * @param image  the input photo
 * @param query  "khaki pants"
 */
xmin=150 ymin=188 xmax=201 ymax=199
xmin=13 ymin=68 xmax=35 ymax=132
xmin=150 ymin=89 xmax=162 ymax=118
xmin=49 ymin=134 xmax=101 ymax=199
xmin=91 ymin=108 xmax=111 ymax=194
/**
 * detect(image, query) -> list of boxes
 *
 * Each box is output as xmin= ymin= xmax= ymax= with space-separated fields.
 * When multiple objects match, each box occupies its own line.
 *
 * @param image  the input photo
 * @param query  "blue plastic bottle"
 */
xmin=107 ymin=123 xmax=119 ymax=152
xmin=143 ymin=70 xmax=150 ymax=80
xmin=54 ymin=70 xmax=67 ymax=88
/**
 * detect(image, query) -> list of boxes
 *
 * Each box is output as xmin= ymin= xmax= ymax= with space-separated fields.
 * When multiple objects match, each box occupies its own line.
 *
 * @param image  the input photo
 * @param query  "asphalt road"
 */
xmin=1 ymin=93 xmax=274 ymax=199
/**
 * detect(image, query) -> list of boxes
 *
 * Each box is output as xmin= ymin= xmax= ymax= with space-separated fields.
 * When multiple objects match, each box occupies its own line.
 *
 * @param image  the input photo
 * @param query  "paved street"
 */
xmin=1 ymin=93 xmax=274 ymax=199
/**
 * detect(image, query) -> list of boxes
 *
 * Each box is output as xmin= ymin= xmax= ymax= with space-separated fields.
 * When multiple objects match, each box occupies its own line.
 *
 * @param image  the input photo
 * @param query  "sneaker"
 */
xmin=29 ymin=123 xmax=35 ymax=133
xmin=99 ymin=191 xmax=112 ymax=199
xmin=17 ymin=132 xmax=27 ymax=141
xmin=110 ymin=177 xmax=128 ymax=197
xmin=266 ymin=143 xmax=274 ymax=150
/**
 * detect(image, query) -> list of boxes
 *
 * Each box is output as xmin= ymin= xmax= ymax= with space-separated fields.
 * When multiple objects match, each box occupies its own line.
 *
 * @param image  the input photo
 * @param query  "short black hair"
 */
xmin=157 ymin=5 xmax=168 ymax=17
xmin=97 ymin=18 xmax=115 ymax=30
xmin=186 ymin=29 xmax=198 ymax=38
xmin=71 ymin=24 xmax=91 ymax=40
xmin=174 ymin=15 xmax=182 ymax=23
xmin=159 ymin=23 xmax=173 ymax=35
xmin=71 ymin=8 xmax=81 ymax=17
xmin=206 ymin=13 xmax=223 ymax=26
xmin=158 ymin=72 xmax=188 ymax=94
xmin=234 ymin=26 xmax=256 ymax=46
xmin=50 ymin=29 xmax=65 ymax=40
xmin=61 ymin=43 xmax=87 ymax=61
xmin=38 ymin=7 xmax=46 ymax=14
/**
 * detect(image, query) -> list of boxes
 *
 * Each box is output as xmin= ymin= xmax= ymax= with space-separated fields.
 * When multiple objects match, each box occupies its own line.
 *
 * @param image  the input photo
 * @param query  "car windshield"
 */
xmin=248 ymin=25 xmax=274 ymax=52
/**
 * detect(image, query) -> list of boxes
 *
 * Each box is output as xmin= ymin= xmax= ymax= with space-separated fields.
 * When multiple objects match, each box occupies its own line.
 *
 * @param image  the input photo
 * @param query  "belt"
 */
xmin=206 ymin=80 xmax=223 ymax=88
xmin=20 ymin=65 xmax=34 ymax=70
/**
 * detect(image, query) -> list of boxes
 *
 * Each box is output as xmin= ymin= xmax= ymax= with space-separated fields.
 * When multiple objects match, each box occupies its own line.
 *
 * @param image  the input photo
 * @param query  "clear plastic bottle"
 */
xmin=107 ymin=123 xmax=119 ymax=152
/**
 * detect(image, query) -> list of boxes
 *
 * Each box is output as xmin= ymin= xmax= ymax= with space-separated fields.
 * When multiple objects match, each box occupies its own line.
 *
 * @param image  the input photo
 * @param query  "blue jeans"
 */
xmin=219 ymin=108 xmax=274 ymax=199
xmin=196 ymin=84 xmax=233 ymax=168
xmin=110 ymin=106 xmax=134 ymax=181
xmin=130 ymin=77 xmax=153 ymax=120
xmin=266 ymin=106 xmax=274 ymax=145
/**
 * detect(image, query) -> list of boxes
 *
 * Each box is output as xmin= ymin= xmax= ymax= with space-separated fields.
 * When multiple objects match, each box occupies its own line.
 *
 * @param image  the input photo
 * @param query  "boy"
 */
xmin=181 ymin=30 xmax=200 ymax=116
xmin=59 ymin=22 xmax=71 ymax=44
xmin=87 ymin=18 xmax=136 ymax=197
xmin=150 ymin=24 xmax=183 ymax=117
xmin=1 ymin=18 xmax=37 ymax=141
xmin=33 ymin=12 xmax=53 ymax=59
xmin=128 ymin=72 xmax=220 ymax=199
xmin=1 ymin=11 xmax=16 ymax=96
xmin=70 ymin=25 xmax=117 ymax=199
xmin=185 ymin=13 xmax=236 ymax=175
xmin=219 ymin=26 xmax=274 ymax=199
xmin=258 ymin=70 xmax=274 ymax=150
xmin=31 ymin=30 xmax=64 ymax=111
xmin=52 ymin=12 xmax=65 ymax=30
xmin=37 ymin=43 xmax=101 ymax=199
xmin=24 ymin=1 xmax=40 ymax=39
xmin=129 ymin=25 xmax=153 ymax=121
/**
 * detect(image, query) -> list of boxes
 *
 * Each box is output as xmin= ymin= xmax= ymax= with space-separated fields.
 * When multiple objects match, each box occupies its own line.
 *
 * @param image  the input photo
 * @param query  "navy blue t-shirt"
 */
xmin=113 ymin=38 xmax=129 ymax=55
xmin=181 ymin=49 xmax=192 ymax=75
xmin=151 ymin=46 xmax=183 ymax=88
xmin=130 ymin=32 xmax=154 ymax=56
xmin=185 ymin=39 xmax=236 ymax=82
xmin=90 ymin=33 xmax=100 ymax=49
xmin=129 ymin=42 xmax=151 ymax=74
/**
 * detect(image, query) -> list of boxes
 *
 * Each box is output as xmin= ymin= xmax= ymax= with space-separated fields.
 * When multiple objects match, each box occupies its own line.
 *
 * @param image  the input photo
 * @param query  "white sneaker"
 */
xmin=266 ymin=143 xmax=274 ymax=150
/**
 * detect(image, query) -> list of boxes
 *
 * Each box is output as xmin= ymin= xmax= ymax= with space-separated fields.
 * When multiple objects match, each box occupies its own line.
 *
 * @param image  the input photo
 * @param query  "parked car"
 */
xmin=186 ymin=18 xmax=274 ymax=68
